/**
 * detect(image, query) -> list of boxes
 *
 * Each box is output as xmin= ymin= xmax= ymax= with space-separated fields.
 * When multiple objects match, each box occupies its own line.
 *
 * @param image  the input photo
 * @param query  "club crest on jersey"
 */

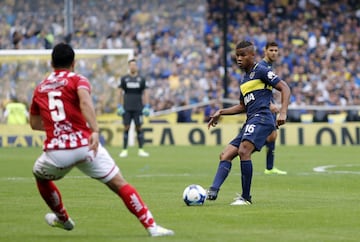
xmin=244 ymin=93 xmax=255 ymax=105
xmin=249 ymin=72 xmax=255 ymax=79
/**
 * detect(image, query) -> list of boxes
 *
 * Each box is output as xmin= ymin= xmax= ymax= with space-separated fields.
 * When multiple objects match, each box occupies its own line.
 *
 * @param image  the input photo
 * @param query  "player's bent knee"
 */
xmin=238 ymin=145 xmax=254 ymax=160
xmin=106 ymin=173 xmax=128 ymax=193
xmin=219 ymin=152 xmax=235 ymax=161
xmin=238 ymin=150 xmax=251 ymax=160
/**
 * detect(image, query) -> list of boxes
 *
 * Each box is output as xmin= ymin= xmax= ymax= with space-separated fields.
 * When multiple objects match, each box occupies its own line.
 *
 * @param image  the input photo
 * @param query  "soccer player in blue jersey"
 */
xmin=259 ymin=42 xmax=287 ymax=175
xmin=207 ymin=41 xmax=290 ymax=205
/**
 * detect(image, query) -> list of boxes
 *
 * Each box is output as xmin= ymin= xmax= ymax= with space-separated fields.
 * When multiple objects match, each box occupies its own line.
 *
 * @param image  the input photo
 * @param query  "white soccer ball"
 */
xmin=182 ymin=184 xmax=207 ymax=206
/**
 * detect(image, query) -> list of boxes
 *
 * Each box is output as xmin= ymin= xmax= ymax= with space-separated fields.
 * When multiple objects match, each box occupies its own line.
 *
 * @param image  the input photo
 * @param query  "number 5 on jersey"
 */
xmin=48 ymin=91 xmax=65 ymax=122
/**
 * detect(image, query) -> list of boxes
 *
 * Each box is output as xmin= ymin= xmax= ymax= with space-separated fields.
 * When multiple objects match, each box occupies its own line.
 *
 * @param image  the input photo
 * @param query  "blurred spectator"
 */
xmin=177 ymin=100 xmax=195 ymax=123
xmin=2 ymin=96 xmax=28 ymax=124
xmin=288 ymin=92 xmax=309 ymax=122
xmin=0 ymin=0 xmax=359 ymax=122
xmin=203 ymin=101 xmax=220 ymax=123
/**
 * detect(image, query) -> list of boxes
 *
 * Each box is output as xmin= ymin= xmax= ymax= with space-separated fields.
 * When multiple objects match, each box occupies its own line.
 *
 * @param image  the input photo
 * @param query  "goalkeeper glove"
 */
xmin=142 ymin=104 xmax=151 ymax=116
xmin=117 ymin=104 xmax=125 ymax=116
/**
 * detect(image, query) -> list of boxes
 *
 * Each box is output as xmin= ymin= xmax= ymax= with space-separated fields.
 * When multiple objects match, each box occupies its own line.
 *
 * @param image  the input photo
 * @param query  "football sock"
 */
xmin=36 ymin=179 xmax=69 ymax=222
xmin=266 ymin=141 xmax=275 ymax=170
xmin=240 ymin=160 xmax=253 ymax=201
xmin=117 ymin=184 xmax=155 ymax=229
xmin=211 ymin=160 xmax=232 ymax=190
xmin=123 ymin=131 xmax=129 ymax=149
xmin=137 ymin=130 xmax=144 ymax=149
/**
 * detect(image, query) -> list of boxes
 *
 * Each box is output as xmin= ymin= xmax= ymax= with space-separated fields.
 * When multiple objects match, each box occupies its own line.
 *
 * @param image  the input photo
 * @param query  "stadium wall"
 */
xmin=0 ymin=123 xmax=360 ymax=147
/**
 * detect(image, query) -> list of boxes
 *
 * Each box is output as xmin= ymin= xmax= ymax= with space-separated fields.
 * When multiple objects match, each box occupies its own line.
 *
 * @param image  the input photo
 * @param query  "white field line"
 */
xmin=313 ymin=164 xmax=360 ymax=175
xmin=0 ymin=173 xmax=192 ymax=182
xmin=2 ymin=164 xmax=360 ymax=182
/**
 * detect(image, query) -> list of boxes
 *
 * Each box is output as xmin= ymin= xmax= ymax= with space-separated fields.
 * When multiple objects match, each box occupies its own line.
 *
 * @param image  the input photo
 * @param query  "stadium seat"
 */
xmin=327 ymin=112 xmax=347 ymax=123
xmin=300 ymin=113 xmax=313 ymax=123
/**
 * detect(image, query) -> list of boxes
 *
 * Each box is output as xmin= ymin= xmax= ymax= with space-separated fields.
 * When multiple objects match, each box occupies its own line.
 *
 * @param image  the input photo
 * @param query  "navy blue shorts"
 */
xmin=230 ymin=115 xmax=275 ymax=151
xmin=122 ymin=110 xmax=143 ymax=126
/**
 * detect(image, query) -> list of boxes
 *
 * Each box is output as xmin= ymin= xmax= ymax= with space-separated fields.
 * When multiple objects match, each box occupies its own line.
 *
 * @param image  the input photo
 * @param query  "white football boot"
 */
xmin=147 ymin=225 xmax=174 ymax=237
xmin=45 ymin=213 xmax=75 ymax=231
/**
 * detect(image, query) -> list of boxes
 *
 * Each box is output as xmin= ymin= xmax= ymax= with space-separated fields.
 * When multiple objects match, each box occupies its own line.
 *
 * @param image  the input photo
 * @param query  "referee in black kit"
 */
xmin=117 ymin=59 xmax=150 ymax=158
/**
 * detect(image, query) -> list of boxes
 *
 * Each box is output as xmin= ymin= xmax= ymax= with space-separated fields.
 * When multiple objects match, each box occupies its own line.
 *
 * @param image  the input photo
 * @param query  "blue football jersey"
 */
xmin=258 ymin=59 xmax=273 ymax=70
xmin=239 ymin=63 xmax=280 ymax=118
xmin=259 ymin=59 xmax=276 ymax=111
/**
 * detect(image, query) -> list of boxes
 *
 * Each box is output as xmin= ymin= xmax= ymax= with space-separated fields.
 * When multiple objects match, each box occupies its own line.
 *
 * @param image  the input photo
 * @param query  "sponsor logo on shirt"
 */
xmin=39 ymin=80 xmax=68 ymax=92
xmin=244 ymin=93 xmax=255 ymax=105
xmin=126 ymin=82 xmax=141 ymax=88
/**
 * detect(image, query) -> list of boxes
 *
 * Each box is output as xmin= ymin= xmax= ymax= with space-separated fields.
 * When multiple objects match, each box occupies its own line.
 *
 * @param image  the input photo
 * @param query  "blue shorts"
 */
xmin=230 ymin=115 xmax=276 ymax=151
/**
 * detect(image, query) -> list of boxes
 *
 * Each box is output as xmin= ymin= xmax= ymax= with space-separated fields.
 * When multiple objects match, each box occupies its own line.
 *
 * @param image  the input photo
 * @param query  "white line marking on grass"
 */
xmin=313 ymin=165 xmax=336 ymax=172
xmin=313 ymin=164 xmax=360 ymax=175
xmin=1 ymin=173 xmax=192 ymax=181
xmin=136 ymin=173 xmax=191 ymax=178
xmin=3 ymin=177 xmax=30 ymax=181
xmin=4 ymin=167 xmax=359 ymax=182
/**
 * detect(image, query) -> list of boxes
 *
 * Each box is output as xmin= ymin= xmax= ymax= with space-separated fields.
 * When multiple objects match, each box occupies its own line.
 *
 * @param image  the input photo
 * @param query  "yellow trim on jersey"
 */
xmin=240 ymin=79 xmax=272 ymax=96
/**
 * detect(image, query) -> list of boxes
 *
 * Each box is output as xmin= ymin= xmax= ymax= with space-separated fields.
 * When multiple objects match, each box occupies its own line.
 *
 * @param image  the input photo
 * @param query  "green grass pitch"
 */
xmin=0 ymin=145 xmax=359 ymax=242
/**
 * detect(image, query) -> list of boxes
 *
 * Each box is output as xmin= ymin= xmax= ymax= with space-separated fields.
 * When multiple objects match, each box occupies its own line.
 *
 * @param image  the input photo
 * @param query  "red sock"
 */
xmin=36 ymin=179 xmax=69 ymax=222
xmin=117 ymin=184 xmax=155 ymax=228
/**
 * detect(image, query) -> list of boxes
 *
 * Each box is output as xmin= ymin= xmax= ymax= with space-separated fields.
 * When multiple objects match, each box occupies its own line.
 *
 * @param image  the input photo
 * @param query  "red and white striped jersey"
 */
xmin=30 ymin=69 xmax=92 ymax=150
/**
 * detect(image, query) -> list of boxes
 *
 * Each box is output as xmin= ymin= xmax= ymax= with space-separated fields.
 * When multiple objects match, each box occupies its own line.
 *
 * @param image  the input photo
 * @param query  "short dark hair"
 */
xmin=51 ymin=43 xmax=75 ymax=68
xmin=236 ymin=40 xmax=253 ymax=49
xmin=265 ymin=42 xmax=278 ymax=49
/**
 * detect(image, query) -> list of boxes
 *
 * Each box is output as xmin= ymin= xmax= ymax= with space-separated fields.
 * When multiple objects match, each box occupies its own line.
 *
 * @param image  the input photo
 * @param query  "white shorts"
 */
xmin=33 ymin=145 xmax=120 ymax=183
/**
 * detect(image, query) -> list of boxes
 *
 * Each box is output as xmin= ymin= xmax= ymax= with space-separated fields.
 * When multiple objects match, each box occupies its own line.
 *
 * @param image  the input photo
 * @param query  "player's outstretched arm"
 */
xmin=274 ymin=80 xmax=290 ymax=127
xmin=208 ymin=103 xmax=245 ymax=129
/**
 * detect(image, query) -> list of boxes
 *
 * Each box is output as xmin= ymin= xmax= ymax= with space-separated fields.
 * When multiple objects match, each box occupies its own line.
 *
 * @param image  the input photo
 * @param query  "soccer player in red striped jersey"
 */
xmin=30 ymin=43 xmax=174 ymax=237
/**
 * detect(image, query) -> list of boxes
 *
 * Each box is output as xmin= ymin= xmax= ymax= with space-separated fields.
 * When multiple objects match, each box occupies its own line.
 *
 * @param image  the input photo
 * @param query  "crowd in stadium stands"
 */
xmin=0 ymin=0 xmax=359 ymax=123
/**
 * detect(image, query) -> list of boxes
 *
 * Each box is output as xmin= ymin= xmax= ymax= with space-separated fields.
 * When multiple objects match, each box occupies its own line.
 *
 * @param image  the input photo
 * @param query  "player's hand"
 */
xmin=142 ymin=104 xmax=151 ymax=117
xmin=276 ymin=112 xmax=287 ymax=128
xmin=117 ymin=104 xmax=125 ymax=116
xmin=89 ymin=132 xmax=99 ymax=157
xmin=207 ymin=110 xmax=221 ymax=129
xmin=270 ymin=103 xmax=280 ymax=114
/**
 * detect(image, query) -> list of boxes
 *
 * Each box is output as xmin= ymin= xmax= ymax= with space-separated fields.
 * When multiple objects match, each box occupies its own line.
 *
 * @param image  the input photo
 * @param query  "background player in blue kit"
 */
xmin=259 ymin=42 xmax=287 ymax=175
xmin=207 ymin=41 xmax=290 ymax=205
xmin=117 ymin=59 xmax=150 ymax=158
